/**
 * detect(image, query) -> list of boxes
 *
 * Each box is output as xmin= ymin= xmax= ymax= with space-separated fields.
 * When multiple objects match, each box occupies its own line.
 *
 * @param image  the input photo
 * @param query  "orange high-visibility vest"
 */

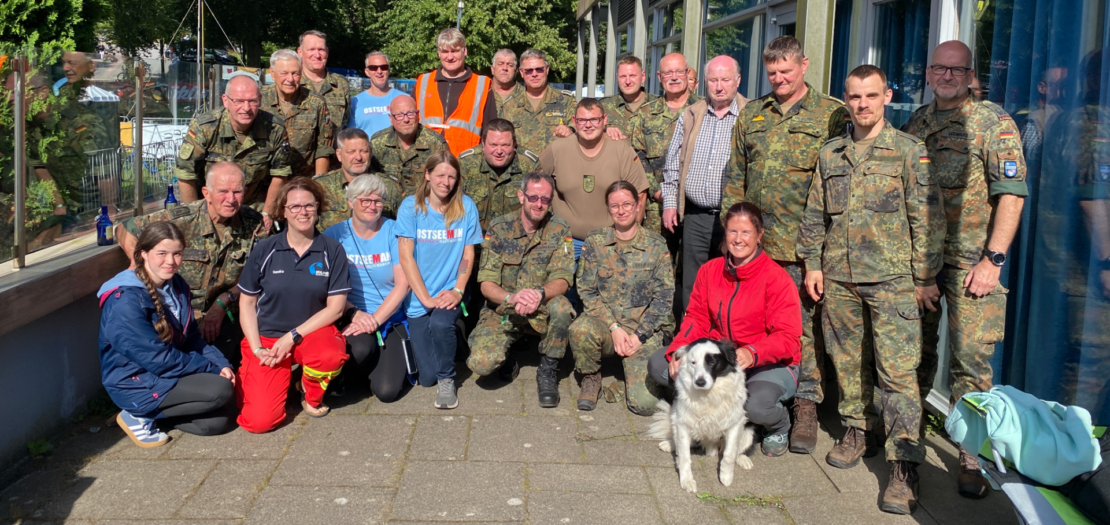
xmin=415 ymin=71 xmax=490 ymax=157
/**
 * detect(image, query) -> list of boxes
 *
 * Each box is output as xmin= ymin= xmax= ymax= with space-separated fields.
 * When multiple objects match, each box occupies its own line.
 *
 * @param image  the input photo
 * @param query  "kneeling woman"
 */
xmin=571 ymin=181 xmax=675 ymax=416
xmin=648 ymin=202 xmax=802 ymax=456
xmin=237 ymin=178 xmax=351 ymax=432
xmin=98 ymin=221 xmax=236 ymax=448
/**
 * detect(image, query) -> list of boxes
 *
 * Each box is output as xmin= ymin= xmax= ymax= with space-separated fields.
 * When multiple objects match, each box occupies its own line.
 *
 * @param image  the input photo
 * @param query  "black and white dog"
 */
xmin=649 ymin=338 xmax=755 ymax=493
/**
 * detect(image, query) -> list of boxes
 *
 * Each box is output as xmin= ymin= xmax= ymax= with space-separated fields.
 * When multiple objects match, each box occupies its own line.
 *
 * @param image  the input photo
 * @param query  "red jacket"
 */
xmin=666 ymin=251 xmax=802 ymax=368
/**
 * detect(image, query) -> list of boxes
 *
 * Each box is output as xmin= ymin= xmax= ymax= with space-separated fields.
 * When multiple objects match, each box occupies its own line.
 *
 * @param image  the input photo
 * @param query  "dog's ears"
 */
xmin=673 ymin=344 xmax=689 ymax=362
xmin=717 ymin=340 xmax=738 ymax=367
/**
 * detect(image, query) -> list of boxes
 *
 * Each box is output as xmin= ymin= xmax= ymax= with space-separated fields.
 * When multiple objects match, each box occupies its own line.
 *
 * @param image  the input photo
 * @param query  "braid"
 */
xmin=133 ymin=252 xmax=173 ymax=343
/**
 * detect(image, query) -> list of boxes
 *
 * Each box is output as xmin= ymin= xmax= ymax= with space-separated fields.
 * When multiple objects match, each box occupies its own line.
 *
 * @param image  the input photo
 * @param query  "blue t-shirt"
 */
xmin=395 ymin=195 xmax=482 ymax=318
xmin=348 ymin=89 xmax=403 ymax=137
xmin=324 ymin=218 xmax=402 ymax=318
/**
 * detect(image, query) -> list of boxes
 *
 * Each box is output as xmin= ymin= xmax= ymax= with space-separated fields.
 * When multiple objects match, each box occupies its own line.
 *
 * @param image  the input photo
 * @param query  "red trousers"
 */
xmin=236 ymin=325 xmax=348 ymax=433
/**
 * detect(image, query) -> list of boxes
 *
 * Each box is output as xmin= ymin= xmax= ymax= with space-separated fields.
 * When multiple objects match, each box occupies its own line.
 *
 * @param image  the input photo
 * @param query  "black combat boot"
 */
xmin=536 ymin=356 xmax=561 ymax=408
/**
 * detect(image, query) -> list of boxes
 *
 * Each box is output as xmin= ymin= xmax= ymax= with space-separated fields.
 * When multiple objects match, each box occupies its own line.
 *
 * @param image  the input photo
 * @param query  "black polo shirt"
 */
xmin=238 ymin=230 xmax=351 ymax=338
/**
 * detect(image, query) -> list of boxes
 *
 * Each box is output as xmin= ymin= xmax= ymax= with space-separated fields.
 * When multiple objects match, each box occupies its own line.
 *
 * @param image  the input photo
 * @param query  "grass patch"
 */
xmin=27 ymin=438 xmax=53 ymax=458
xmin=697 ymin=492 xmax=786 ymax=509
xmin=924 ymin=412 xmax=948 ymax=437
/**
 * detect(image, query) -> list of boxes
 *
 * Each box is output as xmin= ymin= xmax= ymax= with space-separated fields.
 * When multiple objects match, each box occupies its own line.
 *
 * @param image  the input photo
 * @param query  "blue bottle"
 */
xmin=96 ymin=205 xmax=115 ymax=246
xmin=164 ymin=178 xmax=178 ymax=209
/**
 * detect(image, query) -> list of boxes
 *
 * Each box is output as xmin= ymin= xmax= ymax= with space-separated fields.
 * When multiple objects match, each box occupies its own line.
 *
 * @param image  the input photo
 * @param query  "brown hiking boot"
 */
xmin=881 ymin=460 xmax=920 ymax=514
xmin=826 ymin=426 xmax=873 ymax=469
xmin=577 ymin=372 xmax=602 ymax=411
xmin=789 ymin=399 xmax=818 ymax=454
xmin=958 ymin=448 xmax=990 ymax=499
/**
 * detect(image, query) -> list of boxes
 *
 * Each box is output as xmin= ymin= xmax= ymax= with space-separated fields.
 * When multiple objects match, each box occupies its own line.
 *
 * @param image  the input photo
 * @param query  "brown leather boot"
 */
xmin=826 ymin=426 xmax=871 ymax=469
xmin=881 ymin=460 xmax=920 ymax=515
xmin=789 ymin=399 xmax=818 ymax=454
xmin=577 ymin=372 xmax=602 ymax=411
xmin=957 ymin=448 xmax=990 ymax=499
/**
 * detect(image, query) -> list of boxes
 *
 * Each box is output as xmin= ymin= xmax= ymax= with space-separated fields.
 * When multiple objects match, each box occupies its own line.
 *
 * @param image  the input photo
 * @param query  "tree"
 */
xmin=102 ymin=0 xmax=181 ymax=57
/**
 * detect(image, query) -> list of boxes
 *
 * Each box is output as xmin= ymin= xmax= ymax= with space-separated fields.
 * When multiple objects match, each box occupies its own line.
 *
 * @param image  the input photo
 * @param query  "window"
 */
xmin=648 ymin=0 xmax=686 ymax=95
xmin=703 ymin=14 xmax=764 ymax=99
xmin=704 ymin=0 xmax=762 ymax=24
xmin=871 ymin=0 xmax=931 ymax=127
xmin=828 ymin=0 xmax=854 ymax=97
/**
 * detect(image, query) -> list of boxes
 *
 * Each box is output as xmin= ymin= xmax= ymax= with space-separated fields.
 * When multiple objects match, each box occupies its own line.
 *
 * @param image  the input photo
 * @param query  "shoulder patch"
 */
xmin=196 ymin=111 xmax=219 ymax=125
xmin=458 ymin=147 xmax=479 ymax=159
xmin=239 ymin=205 xmax=264 ymax=221
xmin=521 ymin=149 xmax=539 ymax=163
xmin=169 ymin=205 xmax=194 ymax=219
xmin=982 ymin=101 xmax=1009 ymax=119
xmin=548 ymin=214 xmax=571 ymax=229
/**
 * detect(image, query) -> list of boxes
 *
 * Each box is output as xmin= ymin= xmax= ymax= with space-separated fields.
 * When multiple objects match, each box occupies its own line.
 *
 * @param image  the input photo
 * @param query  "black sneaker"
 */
xmin=498 ymin=354 xmax=520 ymax=383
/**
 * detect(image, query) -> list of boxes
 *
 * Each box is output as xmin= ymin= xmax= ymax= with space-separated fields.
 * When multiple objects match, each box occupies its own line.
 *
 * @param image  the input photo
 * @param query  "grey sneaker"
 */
xmin=434 ymin=378 xmax=458 ymax=409
xmin=761 ymin=432 xmax=789 ymax=457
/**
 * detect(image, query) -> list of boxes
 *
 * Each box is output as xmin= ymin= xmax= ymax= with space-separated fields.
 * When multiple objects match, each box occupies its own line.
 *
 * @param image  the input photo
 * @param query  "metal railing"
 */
xmin=74 ymin=138 xmax=181 ymax=217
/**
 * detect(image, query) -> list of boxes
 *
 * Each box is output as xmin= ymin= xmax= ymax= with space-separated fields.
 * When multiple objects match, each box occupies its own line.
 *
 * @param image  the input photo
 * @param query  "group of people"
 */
xmin=95 ymin=28 xmax=1028 ymax=517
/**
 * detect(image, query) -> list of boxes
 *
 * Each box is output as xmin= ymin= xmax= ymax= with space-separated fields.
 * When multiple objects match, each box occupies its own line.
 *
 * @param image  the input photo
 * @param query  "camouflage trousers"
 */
xmin=568 ymin=314 xmax=662 ymax=416
xmin=1059 ymin=293 xmax=1110 ymax=418
xmin=919 ymin=265 xmax=1006 ymax=407
xmin=824 ymin=277 xmax=925 ymax=463
xmin=466 ymin=296 xmax=574 ymax=377
xmin=779 ymin=261 xmax=827 ymax=404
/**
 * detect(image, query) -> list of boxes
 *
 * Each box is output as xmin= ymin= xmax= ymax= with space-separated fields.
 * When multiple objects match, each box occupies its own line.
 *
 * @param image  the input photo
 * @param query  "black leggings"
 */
xmin=157 ymin=373 xmax=236 ymax=436
xmin=344 ymin=325 xmax=408 ymax=402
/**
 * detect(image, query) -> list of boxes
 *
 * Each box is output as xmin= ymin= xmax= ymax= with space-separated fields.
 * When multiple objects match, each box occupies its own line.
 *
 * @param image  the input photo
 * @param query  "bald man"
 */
xmin=175 ymin=75 xmax=292 ymax=231
xmin=369 ymin=94 xmax=449 ymax=196
xmin=661 ymin=55 xmax=748 ymax=315
xmin=902 ymin=40 xmax=1027 ymax=500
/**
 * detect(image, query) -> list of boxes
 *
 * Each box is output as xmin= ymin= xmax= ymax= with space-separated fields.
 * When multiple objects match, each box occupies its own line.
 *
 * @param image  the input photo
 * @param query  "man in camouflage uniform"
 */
xmin=719 ymin=36 xmax=849 ymax=454
xmin=175 ymin=75 xmax=292 ymax=232
xmin=317 ymin=127 xmax=402 ymax=230
xmin=600 ymin=55 xmax=657 ymax=141
xmin=902 ymin=41 xmax=1028 ymax=499
xmin=468 ymin=171 xmax=575 ymax=407
xmin=499 ymin=48 xmax=576 ymax=155
xmin=570 ymin=181 xmax=674 ymax=415
xmin=630 ymin=52 xmax=700 ymax=238
xmin=491 ymin=49 xmax=522 ymax=113
xmin=118 ymin=162 xmax=267 ymax=361
xmin=261 ymin=49 xmax=334 ymax=178
xmin=370 ymin=94 xmax=448 ymax=197
xmin=298 ymin=30 xmax=349 ymax=136
xmin=799 ymin=65 xmax=944 ymax=516
xmin=459 ymin=118 xmax=540 ymax=230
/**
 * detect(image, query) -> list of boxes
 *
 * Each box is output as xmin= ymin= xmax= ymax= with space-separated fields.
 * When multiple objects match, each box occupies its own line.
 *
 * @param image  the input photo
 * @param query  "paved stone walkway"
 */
xmin=1 ymin=358 xmax=1020 ymax=524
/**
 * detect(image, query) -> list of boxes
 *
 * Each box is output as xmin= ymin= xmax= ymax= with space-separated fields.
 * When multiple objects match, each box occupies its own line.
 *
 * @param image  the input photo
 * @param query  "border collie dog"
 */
xmin=649 ymin=338 xmax=755 ymax=493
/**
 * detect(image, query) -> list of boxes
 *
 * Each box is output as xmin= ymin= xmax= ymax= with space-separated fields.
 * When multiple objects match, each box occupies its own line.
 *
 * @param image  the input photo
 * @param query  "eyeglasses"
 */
xmin=608 ymin=201 xmax=636 ymax=212
xmin=390 ymin=110 xmax=418 ymax=120
xmin=354 ymin=197 xmax=384 ymax=208
xmin=520 ymin=67 xmax=546 ymax=75
xmin=285 ymin=203 xmax=318 ymax=214
xmin=659 ymin=69 xmax=688 ymax=78
xmin=225 ymin=97 xmax=260 ymax=108
xmin=522 ymin=193 xmax=552 ymax=205
xmin=574 ymin=116 xmax=604 ymax=126
xmin=929 ymin=65 xmax=971 ymax=77
xmin=366 ymin=64 xmax=389 ymax=72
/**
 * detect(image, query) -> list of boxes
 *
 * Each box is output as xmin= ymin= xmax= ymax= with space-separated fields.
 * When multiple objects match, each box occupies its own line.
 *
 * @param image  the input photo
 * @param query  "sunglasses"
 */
xmin=366 ymin=64 xmax=390 ymax=72
xmin=523 ymin=193 xmax=552 ymax=205
xmin=520 ymin=67 xmax=546 ymax=75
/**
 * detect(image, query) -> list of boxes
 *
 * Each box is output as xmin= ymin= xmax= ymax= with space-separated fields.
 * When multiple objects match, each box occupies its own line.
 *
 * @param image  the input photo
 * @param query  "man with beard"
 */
xmin=458 ymin=119 xmax=539 ymax=230
xmin=600 ymin=55 xmax=657 ymax=140
xmin=317 ymin=127 xmax=402 ymax=230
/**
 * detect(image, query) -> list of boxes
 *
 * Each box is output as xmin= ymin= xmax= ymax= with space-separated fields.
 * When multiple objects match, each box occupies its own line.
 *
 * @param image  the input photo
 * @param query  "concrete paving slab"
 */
xmin=367 ymin=377 xmax=526 ymax=416
xmin=582 ymin=439 xmax=676 ymax=467
xmin=325 ymin=387 xmax=374 ymax=416
xmin=665 ymin=445 xmax=838 ymax=499
xmin=725 ymin=504 xmax=792 ymax=525
xmin=169 ymin=422 xmax=303 ymax=460
xmin=408 ymin=415 xmax=471 ymax=461
xmin=391 ymin=461 xmax=525 ymax=522
xmin=248 ymin=485 xmax=392 ymax=524
xmin=783 ymin=491 xmax=942 ymax=525
xmin=177 ymin=459 xmax=278 ymax=519
xmin=571 ymin=393 xmax=638 ymax=442
xmin=269 ymin=415 xmax=412 ymax=487
xmin=916 ymin=459 xmax=1019 ymax=525
xmin=0 ymin=467 xmax=77 ymax=520
xmin=519 ymin=377 xmax=575 ymax=416
xmin=468 ymin=416 xmax=583 ymax=464
xmin=50 ymin=460 xmax=214 ymax=520
xmin=527 ymin=490 xmax=662 ymax=524
xmin=643 ymin=467 xmax=733 ymax=525
xmin=526 ymin=463 xmax=651 ymax=494
xmin=98 ymin=429 xmax=178 ymax=460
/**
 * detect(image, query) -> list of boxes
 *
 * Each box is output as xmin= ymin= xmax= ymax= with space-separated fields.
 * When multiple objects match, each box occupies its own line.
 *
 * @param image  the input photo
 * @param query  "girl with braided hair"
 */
xmin=97 ymin=221 xmax=237 ymax=448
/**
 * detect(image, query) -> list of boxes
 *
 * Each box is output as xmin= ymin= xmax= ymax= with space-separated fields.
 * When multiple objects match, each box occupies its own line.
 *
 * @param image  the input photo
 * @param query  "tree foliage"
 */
xmin=0 ymin=0 xmax=101 ymax=59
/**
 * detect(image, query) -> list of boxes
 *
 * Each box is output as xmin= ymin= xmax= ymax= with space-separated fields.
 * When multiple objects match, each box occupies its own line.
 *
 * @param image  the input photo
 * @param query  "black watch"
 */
xmin=290 ymin=328 xmax=303 ymax=344
xmin=983 ymin=249 xmax=1007 ymax=267
xmin=637 ymin=331 xmax=650 ymax=344
xmin=535 ymin=286 xmax=547 ymax=303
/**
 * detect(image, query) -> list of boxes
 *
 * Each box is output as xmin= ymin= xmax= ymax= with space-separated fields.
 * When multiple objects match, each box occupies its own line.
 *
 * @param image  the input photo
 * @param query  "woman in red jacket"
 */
xmin=648 ymin=202 xmax=802 ymax=457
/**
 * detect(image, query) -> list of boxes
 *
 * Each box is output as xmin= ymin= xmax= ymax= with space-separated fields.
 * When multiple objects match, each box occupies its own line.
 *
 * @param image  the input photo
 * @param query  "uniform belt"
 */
xmin=684 ymin=198 xmax=719 ymax=215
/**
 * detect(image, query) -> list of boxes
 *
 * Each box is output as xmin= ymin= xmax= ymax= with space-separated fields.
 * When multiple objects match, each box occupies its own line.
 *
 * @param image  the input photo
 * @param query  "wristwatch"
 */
xmin=636 ymin=331 xmax=650 ymax=344
xmin=983 ymin=249 xmax=1007 ymax=267
xmin=290 ymin=328 xmax=303 ymax=344
xmin=227 ymin=290 xmax=238 ymax=302
xmin=535 ymin=286 xmax=547 ymax=303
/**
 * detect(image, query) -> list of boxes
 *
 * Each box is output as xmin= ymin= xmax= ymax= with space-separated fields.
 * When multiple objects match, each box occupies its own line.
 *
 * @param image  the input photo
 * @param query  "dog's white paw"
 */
xmin=719 ymin=469 xmax=733 ymax=487
xmin=679 ymin=475 xmax=698 ymax=493
xmin=705 ymin=446 xmax=718 ymax=458
xmin=658 ymin=440 xmax=673 ymax=453
xmin=737 ymin=455 xmax=753 ymax=471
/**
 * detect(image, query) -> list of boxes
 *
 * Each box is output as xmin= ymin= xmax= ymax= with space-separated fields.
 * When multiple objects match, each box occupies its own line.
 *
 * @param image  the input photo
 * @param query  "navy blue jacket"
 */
xmin=97 ymin=271 xmax=231 ymax=418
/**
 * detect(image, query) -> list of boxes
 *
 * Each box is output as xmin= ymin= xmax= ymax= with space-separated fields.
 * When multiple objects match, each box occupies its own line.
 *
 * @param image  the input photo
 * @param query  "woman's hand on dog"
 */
xmin=669 ymin=356 xmax=681 ymax=379
xmin=735 ymin=346 xmax=754 ymax=369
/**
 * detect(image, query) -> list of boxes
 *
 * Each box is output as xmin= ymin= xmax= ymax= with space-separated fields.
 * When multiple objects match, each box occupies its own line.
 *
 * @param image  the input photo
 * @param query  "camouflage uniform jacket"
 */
xmin=498 ymin=85 xmax=577 ymax=155
xmin=459 ymin=145 xmax=540 ymax=230
xmin=798 ymin=121 xmax=945 ymax=286
xmin=477 ymin=212 xmax=575 ymax=332
xmin=302 ymin=71 xmax=350 ymax=135
xmin=576 ymin=225 xmax=675 ymax=341
xmin=600 ymin=90 xmax=658 ymax=138
xmin=629 ymin=94 xmax=701 ymax=196
xmin=720 ymin=83 xmax=849 ymax=261
xmin=493 ymin=83 xmax=524 ymax=114
xmin=369 ymin=125 xmax=448 ymax=197
xmin=31 ymin=101 xmax=109 ymax=207
xmin=901 ymin=96 xmax=1029 ymax=269
xmin=124 ymin=199 xmax=267 ymax=315
xmin=314 ymin=169 xmax=403 ymax=230
xmin=261 ymin=84 xmax=334 ymax=178
xmin=173 ymin=108 xmax=293 ymax=206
